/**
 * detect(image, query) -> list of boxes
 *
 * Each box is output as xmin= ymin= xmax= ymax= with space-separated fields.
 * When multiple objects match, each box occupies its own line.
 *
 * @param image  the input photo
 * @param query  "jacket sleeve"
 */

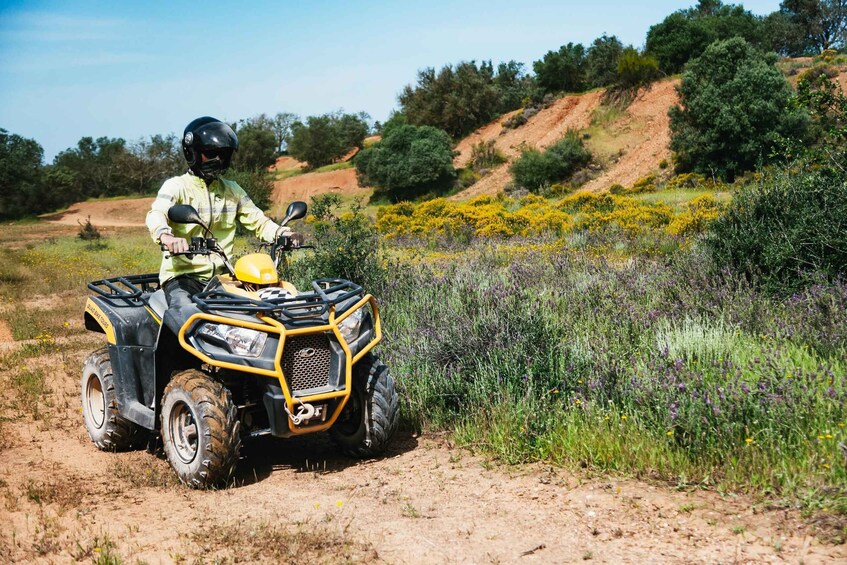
xmin=233 ymin=183 xmax=280 ymax=242
xmin=146 ymin=178 xmax=180 ymax=243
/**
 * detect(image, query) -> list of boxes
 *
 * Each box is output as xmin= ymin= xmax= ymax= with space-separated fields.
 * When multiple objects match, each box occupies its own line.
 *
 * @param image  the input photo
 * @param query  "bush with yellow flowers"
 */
xmin=666 ymin=194 xmax=724 ymax=237
xmin=376 ymin=189 xmax=723 ymax=241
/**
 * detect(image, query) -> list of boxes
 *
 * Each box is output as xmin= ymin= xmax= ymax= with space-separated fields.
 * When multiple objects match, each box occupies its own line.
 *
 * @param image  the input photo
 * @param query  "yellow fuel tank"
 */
xmin=234 ymin=253 xmax=279 ymax=285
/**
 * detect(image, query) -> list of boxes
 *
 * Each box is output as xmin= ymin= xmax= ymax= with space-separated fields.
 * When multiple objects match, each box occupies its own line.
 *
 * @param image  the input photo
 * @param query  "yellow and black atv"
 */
xmin=81 ymin=201 xmax=399 ymax=488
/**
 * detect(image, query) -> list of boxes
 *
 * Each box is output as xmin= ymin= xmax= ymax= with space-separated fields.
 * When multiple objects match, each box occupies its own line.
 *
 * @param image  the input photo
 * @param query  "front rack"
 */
xmin=88 ymin=273 xmax=161 ymax=305
xmin=192 ymin=278 xmax=364 ymax=322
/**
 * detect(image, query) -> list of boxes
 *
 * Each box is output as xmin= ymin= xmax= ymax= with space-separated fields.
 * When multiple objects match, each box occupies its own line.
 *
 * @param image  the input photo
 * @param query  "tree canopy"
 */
xmin=287 ymin=111 xmax=370 ymax=169
xmin=0 ymin=129 xmax=45 ymax=219
xmin=234 ymin=116 xmax=279 ymax=171
xmin=399 ymin=60 xmax=534 ymax=139
xmin=646 ymin=1 xmax=764 ymax=74
xmin=533 ymin=43 xmax=587 ymax=93
xmin=669 ymin=37 xmax=809 ymax=180
xmin=354 ymin=124 xmax=455 ymax=201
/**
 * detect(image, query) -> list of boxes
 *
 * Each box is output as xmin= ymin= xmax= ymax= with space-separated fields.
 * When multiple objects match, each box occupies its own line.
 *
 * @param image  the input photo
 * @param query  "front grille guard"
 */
xmin=193 ymin=278 xmax=363 ymax=325
xmin=177 ymin=288 xmax=382 ymax=437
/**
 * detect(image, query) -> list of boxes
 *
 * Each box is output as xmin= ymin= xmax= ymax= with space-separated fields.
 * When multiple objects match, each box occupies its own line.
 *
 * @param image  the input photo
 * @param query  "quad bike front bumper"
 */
xmin=177 ymin=286 xmax=381 ymax=437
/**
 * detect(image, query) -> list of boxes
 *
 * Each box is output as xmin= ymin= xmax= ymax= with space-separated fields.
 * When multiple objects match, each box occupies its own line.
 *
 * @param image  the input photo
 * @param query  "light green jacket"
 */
xmin=146 ymin=172 xmax=280 ymax=284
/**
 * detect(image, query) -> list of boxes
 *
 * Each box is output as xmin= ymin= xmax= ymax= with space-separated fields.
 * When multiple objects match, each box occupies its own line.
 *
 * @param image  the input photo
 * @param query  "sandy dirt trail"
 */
xmin=0 ymin=328 xmax=843 ymax=564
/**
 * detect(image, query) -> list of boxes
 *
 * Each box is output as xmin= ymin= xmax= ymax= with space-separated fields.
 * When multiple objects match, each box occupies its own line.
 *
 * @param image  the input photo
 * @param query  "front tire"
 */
xmin=160 ymin=370 xmax=240 ymax=489
xmin=330 ymin=354 xmax=399 ymax=457
xmin=81 ymin=347 xmax=144 ymax=451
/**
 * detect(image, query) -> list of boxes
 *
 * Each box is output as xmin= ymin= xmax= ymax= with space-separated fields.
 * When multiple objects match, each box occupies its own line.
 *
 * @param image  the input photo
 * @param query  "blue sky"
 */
xmin=0 ymin=0 xmax=781 ymax=161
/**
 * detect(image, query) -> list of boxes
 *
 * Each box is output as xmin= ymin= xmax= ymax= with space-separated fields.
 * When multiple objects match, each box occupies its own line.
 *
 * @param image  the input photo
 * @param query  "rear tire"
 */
xmin=81 ymin=347 xmax=144 ymax=451
xmin=160 ymin=369 xmax=240 ymax=489
xmin=330 ymin=354 xmax=399 ymax=457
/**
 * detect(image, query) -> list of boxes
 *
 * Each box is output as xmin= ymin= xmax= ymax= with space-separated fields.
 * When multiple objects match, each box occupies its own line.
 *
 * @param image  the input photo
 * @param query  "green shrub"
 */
xmin=669 ymin=37 xmax=809 ymax=181
xmin=77 ymin=216 xmax=101 ymax=240
xmin=457 ymin=168 xmax=480 ymax=188
xmin=797 ymin=63 xmax=839 ymax=84
xmin=291 ymin=197 xmax=387 ymax=292
xmin=615 ymin=48 xmax=661 ymax=91
xmin=510 ymin=133 xmax=592 ymax=193
xmin=502 ymin=111 xmax=528 ymax=129
xmin=469 ymin=140 xmax=506 ymax=171
xmin=354 ymin=124 xmax=455 ymax=202
xmin=707 ymin=167 xmax=847 ymax=292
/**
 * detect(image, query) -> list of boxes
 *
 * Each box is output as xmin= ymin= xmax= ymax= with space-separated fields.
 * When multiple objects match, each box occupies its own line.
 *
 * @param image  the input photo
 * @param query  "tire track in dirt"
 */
xmin=41 ymin=198 xmax=153 ymax=227
xmin=580 ymin=79 xmax=678 ymax=193
xmin=452 ymin=79 xmax=681 ymax=200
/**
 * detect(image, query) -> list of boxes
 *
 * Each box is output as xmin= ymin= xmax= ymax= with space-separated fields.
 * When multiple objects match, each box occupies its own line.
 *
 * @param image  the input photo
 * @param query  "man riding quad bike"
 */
xmin=81 ymin=203 xmax=400 ymax=488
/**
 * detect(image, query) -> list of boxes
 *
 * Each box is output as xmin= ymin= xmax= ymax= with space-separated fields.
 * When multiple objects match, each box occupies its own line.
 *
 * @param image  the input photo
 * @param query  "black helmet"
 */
xmin=182 ymin=116 xmax=238 ymax=182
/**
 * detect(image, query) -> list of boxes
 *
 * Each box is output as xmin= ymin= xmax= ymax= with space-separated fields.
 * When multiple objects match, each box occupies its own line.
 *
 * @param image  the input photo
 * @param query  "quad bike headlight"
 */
xmin=197 ymin=323 xmax=267 ymax=357
xmin=337 ymin=307 xmax=365 ymax=343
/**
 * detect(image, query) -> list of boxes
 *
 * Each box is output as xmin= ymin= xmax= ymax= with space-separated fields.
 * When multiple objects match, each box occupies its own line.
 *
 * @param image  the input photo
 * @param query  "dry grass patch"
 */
xmin=23 ymin=474 xmax=91 ymax=512
xmin=191 ymin=519 xmax=381 ymax=563
xmin=108 ymin=453 xmax=180 ymax=490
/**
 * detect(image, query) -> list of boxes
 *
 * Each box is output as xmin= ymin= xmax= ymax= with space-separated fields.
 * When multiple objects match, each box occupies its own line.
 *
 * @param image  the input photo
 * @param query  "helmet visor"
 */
xmin=194 ymin=121 xmax=239 ymax=152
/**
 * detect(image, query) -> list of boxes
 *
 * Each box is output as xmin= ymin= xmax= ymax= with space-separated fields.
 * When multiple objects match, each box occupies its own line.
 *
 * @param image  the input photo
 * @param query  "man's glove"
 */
xmin=275 ymin=226 xmax=293 ymax=239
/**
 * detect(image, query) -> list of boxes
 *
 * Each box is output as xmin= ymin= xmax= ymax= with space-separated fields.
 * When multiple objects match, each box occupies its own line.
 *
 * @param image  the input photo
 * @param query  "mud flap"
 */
xmin=107 ymin=344 xmax=155 ymax=429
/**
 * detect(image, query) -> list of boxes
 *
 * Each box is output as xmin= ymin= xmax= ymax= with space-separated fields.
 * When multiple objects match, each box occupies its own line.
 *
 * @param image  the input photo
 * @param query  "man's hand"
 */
xmin=160 ymin=233 xmax=189 ymax=254
xmin=275 ymin=226 xmax=293 ymax=239
xmin=289 ymin=232 xmax=304 ymax=247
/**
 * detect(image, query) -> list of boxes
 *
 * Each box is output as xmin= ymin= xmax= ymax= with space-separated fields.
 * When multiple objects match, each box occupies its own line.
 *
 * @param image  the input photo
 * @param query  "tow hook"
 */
xmin=284 ymin=401 xmax=316 ymax=425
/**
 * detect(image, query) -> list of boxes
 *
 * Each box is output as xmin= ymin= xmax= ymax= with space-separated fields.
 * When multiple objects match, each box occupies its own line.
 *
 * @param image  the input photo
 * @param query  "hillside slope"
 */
xmin=266 ymin=79 xmax=680 ymax=205
xmin=269 ymin=168 xmax=361 ymax=216
xmin=451 ymin=78 xmax=679 ymax=199
xmin=43 ymin=80 xmax=680 ymax=224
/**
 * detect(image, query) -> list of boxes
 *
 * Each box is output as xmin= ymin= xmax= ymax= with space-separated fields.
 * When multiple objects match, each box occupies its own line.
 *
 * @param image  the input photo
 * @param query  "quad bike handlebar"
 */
xmin=161 ymin=198 xmax=311 ymax=276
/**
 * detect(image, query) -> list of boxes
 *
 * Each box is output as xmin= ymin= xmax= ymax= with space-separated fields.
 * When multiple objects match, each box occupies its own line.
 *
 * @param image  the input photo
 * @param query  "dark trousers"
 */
xmin=162 ymin=277 xmax=206 ymax=335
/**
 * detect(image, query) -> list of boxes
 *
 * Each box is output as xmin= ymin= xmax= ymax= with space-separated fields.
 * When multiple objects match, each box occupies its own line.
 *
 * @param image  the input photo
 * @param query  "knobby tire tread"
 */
xmin=162 ymin=369 xmax=241 ymax=489
xmin=84 ymin=347 xmax=144 ymax=451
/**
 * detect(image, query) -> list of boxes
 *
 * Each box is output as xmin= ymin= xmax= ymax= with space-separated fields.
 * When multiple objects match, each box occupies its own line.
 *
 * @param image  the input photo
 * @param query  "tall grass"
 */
xmin=379 ymin=239 xmax=847 ymax=511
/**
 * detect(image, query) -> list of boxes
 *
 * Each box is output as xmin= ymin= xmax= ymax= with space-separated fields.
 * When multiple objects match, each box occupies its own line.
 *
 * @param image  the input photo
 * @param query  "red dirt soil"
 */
xmin=581 ymin=79 xmax=678 ymax=192
xmin=41 ymin=198 xmax=153 ymax=227
xmin=451 ymin=78 xmax=681 ymax=200
xmin=270 ymin=168 xmax=364 ymax=216
xmin=269 ymin=155 xmax=304 ymax=172
xmin=451 ymin=91 xmax=604 ymax=200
